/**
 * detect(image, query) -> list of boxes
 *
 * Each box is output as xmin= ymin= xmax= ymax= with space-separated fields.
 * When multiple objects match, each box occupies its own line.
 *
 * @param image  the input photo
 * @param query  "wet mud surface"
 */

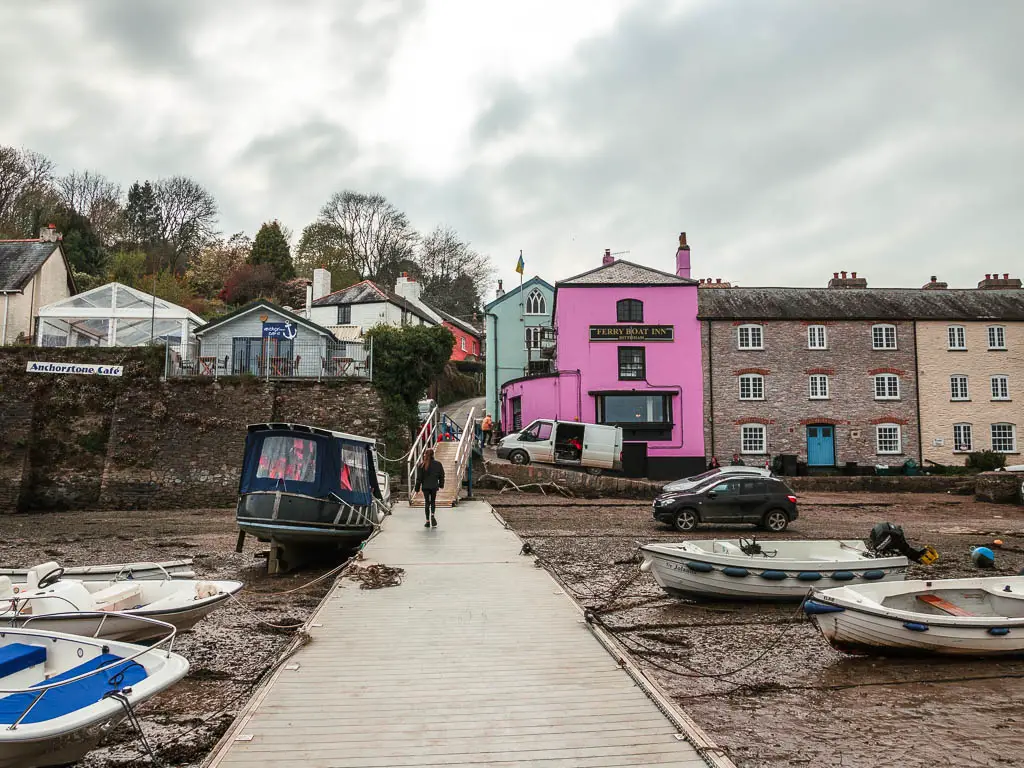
xmin=492 ymin=491 xmax=1024 ymax=768
xmin=0 ymin=508 xmax=336 ymax=767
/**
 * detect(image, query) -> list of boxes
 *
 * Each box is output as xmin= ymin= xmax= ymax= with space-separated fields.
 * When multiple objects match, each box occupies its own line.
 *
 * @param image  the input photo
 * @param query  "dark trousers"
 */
xmin=482 ymin=429 xmax=492 ymax=446
xmin=423 ymin=489 xmax=438 ymax=518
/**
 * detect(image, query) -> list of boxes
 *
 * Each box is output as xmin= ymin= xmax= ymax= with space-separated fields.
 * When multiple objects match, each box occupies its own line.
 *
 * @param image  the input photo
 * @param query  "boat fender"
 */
xmin=862 ymin=570 xmax=886 ymax=580
xmin=685 ymin=561 xmax=714 ymax=573
xmin=722 ymin=567 xmax=749 ymax=578
xmin=195 ymin=582 xmax=219 ymax=600
xmin=830 ymin=571 xmax=855 ymax=581
xmin=640 ymin=559 xmax=653 ymax=573
xmin=803 ymin=599 xmax=845 ymax=615
xmin=759 ymin=570 xmax=788 ymax=581
xmin=797 ymin=572 xmax=822 ymax=581
xmin=988 ymin=627 xmax=1011 ymax=636
xmin=903 ymin=621 xmax=929 ymax=632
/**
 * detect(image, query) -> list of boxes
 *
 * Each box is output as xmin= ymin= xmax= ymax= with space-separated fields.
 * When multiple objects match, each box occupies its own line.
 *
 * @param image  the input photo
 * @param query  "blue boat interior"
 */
xmin=0 ymin=648 xmax=148 ymax=725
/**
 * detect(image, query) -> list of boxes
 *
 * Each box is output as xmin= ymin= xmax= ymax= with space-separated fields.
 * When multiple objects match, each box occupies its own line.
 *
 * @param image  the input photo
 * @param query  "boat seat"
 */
xmin=0 ymin=653 xmax=148 ymax=725
xmin=0 ymin=576 xmax=11 ymax=598
xmin=141 ymin=594 xmax=189 ymax=611
xmin=716 ymin=543 xmax=744 ymax=555
xmin=0 ymin=644 xmax=46 ymax=680
xmin=90 ymin=583 xmax=143 ymax=612
xmin=917 ymin=594 xmax=975 ymax=616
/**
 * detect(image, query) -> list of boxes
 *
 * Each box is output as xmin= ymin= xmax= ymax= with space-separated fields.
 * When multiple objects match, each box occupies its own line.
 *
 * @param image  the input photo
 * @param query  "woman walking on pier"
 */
xmin=415 ymin=448 xmax=445 ymax=528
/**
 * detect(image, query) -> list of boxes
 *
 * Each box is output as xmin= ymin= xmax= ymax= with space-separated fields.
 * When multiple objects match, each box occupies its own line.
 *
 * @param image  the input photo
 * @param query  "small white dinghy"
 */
xmin=805 ymin=576 xmax=1024 ymax=657
xmin=0 ymin=616 xmax=188 ymax=768
xmin=0 ymin=562 xmax=242 ymax=642
xmin=0 ymin=560 xmax=195 ymax=584
xmin=640 ymin=539 xmax=908 ymax=601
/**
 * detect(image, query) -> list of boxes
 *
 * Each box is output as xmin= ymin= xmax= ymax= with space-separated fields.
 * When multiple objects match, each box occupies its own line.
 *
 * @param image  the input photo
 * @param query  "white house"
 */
xmin=308 ymin=270 xmax=437 ymax=340
xmin=0 ymin=225 xmax=76 ymax=345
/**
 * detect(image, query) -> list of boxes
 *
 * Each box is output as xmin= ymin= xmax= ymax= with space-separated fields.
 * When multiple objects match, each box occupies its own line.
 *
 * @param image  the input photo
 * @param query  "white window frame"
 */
xmin=872 ymin=324 xmax=897 ymax=350
xmin=991 ymin=375 xmax=1010 ymax=401
xmin=953 ymin=423 xmax=973 ymax=453
xmin=807 ymin=325 xmax=827 ymax=350
xmin=991 ymin=423 xmax=1017 ymax=453
xmin=875 ymin=424 xmax=902 ymax=455
xmin=738 ymin=373 xmax=765 ymax=400
xmin=947 ymin=325 xmax=966 ymax=350
xmin=809 ymin=374 xmax=829 ymax=399
xmin=740 ymin=424 xmax=766 ymax=454
xmin=460 ymin=337 xmax=466 ymax=352
xmin=737 ymin=324 xmax=764 ymax=350
xmin=525 ymin=288 xmax=546 ymax=316
xmin=873 ymin=373 xmax=900 ymax=400
xmin=950 ymin=375 xmax=969 ymax=401
xmin=525 ymin=327 xmax=542 ymax=349
xmin=988 ymin=325 xmax=1006 ymax=350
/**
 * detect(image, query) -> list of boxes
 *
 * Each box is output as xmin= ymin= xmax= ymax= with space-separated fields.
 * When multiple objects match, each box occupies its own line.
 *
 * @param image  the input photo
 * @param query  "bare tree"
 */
xmin=417 ymin=225 xmax=494 ymax=316
xmin=315 ymin=191 xmax=418 ymax=284
xmin=56 ymin=170 xmax=123 ymax=244
xmin=0 ymin=146 xmax=56 ymax=237
xmin=153 ymin=176 xmax=219 ymax=272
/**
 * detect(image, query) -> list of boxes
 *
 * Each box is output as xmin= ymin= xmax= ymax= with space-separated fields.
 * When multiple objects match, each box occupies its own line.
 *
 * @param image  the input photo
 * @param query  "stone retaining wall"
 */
xmin=0 ymin=347 xmax=386 ymax=512
xmin=975 ymin=472 xmax=1024 ymax=504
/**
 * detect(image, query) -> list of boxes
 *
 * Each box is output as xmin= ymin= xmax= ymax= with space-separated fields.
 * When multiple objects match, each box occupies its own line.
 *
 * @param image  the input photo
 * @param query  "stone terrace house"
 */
xmin=915 ymin=274 xmax=1024 ymax=465
xmin=0 ymin=225 xmax=75 ymax=345
xmin=698 ymin=272 xmax=1024 ymax=470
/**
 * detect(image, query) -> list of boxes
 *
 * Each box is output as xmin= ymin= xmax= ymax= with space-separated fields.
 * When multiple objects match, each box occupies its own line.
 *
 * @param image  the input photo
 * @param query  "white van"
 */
xmin=496 ymin=419 xmax=622 ymax=474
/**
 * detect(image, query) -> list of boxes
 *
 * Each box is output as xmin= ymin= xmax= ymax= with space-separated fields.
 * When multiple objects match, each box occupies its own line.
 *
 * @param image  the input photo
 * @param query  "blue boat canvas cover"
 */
xmin=239 ymin=424 xmax=381 ymax=507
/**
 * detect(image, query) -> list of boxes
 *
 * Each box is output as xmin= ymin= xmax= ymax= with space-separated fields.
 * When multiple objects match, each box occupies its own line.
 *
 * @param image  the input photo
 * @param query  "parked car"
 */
xmin=663 ymin=465 xmax=772 ymax=493
xmin=496 ymin=419 xmax=622 ymax=474
xmin=652 ymin=476 xmax=798 ymax=532
xmin=417 ymin=399 xmax=437 ymax=424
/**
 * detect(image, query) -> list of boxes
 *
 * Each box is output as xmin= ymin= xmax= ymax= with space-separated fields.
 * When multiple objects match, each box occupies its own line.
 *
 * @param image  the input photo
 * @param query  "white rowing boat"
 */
xmin=0 ymin=562 xmax=241 ymax=642
xmin=0 ymin=616 xmax=188 ymax=768
xmin=0 ymin=560 xmax=195 ymax=583
xmin=806 ymin=576 xmax=1024 ymax=656
xmin=640 ymin=539 xmax=908 ymax=600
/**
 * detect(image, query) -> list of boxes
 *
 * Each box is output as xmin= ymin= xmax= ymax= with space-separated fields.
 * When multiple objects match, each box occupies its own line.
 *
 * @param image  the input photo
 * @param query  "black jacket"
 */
xmin=415 ymin=459 xmax=445 ymax=492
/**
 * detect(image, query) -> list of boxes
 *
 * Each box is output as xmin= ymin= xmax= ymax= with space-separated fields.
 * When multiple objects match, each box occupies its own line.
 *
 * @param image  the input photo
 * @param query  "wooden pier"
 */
xmin=207 ymin=501 xmax=732 ymax=768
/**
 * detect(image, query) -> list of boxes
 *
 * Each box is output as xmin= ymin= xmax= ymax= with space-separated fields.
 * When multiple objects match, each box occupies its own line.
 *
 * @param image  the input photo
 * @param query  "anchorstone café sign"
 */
xmin=589 ymin=325 xmax=675 ymax=342
xmin=26 ymin=361 xmax=124 ymax=377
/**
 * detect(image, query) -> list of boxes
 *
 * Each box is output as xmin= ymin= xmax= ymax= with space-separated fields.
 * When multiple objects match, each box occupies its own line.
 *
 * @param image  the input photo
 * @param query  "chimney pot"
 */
xmin=841 ymin=271 xmax=847 ymax=279
xmin=931 ymin=276 xmax=937 ymax=282
xmin=985 ymin=274 xmax=991 ymax=280
xmin=675 ymin=232 xmax=691 ymax=279
xmin=1004 ymin=273 xmax=1010 ymax=280
xmin=833 ymin=272 xmax=839 ymax=279
xmin=716 ymin=278 xmax=722 ymax=284
xmin=602 ymin=248 xmax=615 ymax=266
xmin=678 ymin=232 xmax=688 ymax=248
xmin=851 ymin=271 xmax=857 ymax=279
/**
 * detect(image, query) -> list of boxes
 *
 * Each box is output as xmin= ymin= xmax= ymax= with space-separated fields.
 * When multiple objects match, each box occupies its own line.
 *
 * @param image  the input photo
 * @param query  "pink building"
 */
xmin=501 ymin=234 xmax=705 ymax=479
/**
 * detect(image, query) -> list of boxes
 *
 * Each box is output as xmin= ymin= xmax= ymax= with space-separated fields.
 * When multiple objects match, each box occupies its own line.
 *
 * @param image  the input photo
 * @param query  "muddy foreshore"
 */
xmin=0 ymin=508 xmax=334 ymax=768
xmin=492 ymin=490 xmax=1024 ymax=768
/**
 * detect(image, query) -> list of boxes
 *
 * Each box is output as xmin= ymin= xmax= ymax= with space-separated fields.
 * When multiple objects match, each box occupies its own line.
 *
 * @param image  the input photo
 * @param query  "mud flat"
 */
xmin=0 ymin=508 xmax=334 ymax=768
xmin=491 ymin=491 xmax=1024 ymax=768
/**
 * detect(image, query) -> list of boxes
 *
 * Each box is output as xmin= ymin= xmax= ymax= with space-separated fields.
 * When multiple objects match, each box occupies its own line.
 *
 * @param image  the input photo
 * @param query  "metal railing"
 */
xmin=164 ymin=338 xmax=372 ymax=381
xmin=407 ymin=403 xmax=439 ymax=496
xmin=450 ymin=406 xmax=477 ymax=504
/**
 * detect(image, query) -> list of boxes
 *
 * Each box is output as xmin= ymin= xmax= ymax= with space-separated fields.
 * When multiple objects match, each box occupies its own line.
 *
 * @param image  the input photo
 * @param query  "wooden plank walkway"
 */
xmin=207 ymin=501 xmax=730 ymax=768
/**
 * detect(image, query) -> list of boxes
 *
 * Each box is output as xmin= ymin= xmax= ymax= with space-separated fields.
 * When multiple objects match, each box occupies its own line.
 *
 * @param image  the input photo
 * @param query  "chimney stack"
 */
xmin=496 ymin=280 xmax=505 ymax=298
xmin=922 ymin=275 xmax=948 ymax=290
xmin=828 ymin=270 xmax=868 ymax=289
xmin=978 ymin=273 xmax=1022 ymax=290
xmin=39 ymin=224 xmax=61 ymax=243
xmin=395 ymin=273 xmax=423 ymax=304
xmin=602 ymin=248 xmax=614 ymax=266
xmin=312 ymin=268 xmax=331 ymax=301
xmin=675 ymin=231 xmax=691 ymax=279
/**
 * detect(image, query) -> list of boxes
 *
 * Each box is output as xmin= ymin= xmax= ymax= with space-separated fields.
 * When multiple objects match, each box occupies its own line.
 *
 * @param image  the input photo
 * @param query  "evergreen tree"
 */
xmin=124 ymin=181 xmax=160 ymax=250
xmin=250 ymin=220 xmax=294 ymax=281
xmin=53 ymin=207 xmax=108 ymax=276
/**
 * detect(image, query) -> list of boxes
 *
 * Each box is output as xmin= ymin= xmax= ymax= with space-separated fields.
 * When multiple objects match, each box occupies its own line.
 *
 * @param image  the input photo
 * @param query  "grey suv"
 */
xmin=653 ymin=476 xmax=798 ymax=532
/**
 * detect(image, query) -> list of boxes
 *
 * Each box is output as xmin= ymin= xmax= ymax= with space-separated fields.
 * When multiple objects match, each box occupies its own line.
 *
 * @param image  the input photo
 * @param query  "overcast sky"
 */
xmin=2 ymin=0 xmax=1021 ymax=295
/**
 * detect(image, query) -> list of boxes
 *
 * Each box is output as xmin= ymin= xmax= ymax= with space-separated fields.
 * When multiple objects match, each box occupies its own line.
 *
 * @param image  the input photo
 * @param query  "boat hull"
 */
xmin=0 ymin=561 xmax=195 ymax=584
xmin=0 ymin=720 xmax=116 ymax=768
xmin=641 ymin=541 xmax=907 ymax=601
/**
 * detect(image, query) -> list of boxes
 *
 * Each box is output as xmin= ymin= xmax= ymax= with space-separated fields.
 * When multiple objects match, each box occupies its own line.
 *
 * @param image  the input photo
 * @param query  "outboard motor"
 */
xmin=869 ymin=522 xmax=938 ymax=564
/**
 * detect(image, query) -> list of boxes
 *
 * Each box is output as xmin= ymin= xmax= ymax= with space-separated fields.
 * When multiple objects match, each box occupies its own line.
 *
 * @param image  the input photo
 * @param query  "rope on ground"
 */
xmin=344 ymin=563 xmax=405 ymax=589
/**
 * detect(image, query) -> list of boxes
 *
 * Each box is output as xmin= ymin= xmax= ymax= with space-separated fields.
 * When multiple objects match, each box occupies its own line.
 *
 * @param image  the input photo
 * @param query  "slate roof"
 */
xmin=312 ymin=280 xmax=436 ymax=325
xmin=697 ymin=288 xmax=1024 ymax=321
xmin=0 ymin=241 xmax=62 ymax=291
xmin=557 ymin=260 xmax=697 ymax=287
xmin=431 ymin=305 xmax=482 ymax=337
xmin=195 ymin=299 xmax=336 ymax=337
xmin=484 ymin=276 xmax=554 ymax=312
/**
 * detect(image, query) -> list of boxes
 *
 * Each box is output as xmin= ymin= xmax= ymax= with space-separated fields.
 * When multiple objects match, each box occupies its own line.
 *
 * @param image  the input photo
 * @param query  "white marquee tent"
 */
xmin=35 ymin=282 xmax=204 ymax=347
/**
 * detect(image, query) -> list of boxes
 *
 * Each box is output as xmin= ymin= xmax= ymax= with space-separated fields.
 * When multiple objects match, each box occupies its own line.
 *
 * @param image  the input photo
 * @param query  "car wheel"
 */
xmin=762 ymin=509 xmax=789 ymax=532
xmin=586 ymin=467 xmax=602 ymax=476
xmin=673 ymin=508 xmax=698 ymax=533
xmin=509 ymin=450 xmax=530 ymax=466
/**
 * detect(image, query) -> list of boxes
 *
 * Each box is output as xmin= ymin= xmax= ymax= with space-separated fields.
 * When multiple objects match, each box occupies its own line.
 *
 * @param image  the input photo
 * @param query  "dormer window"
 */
xmin=616 ymin=299 xmax=644 ymax=323
xmin=525 ymin=288 xmax=546 ymax=315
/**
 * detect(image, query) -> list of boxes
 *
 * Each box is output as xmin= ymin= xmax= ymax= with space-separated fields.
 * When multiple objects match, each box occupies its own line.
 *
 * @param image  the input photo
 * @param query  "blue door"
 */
xmin=807 ymin=425 xmax=835 ymax=467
